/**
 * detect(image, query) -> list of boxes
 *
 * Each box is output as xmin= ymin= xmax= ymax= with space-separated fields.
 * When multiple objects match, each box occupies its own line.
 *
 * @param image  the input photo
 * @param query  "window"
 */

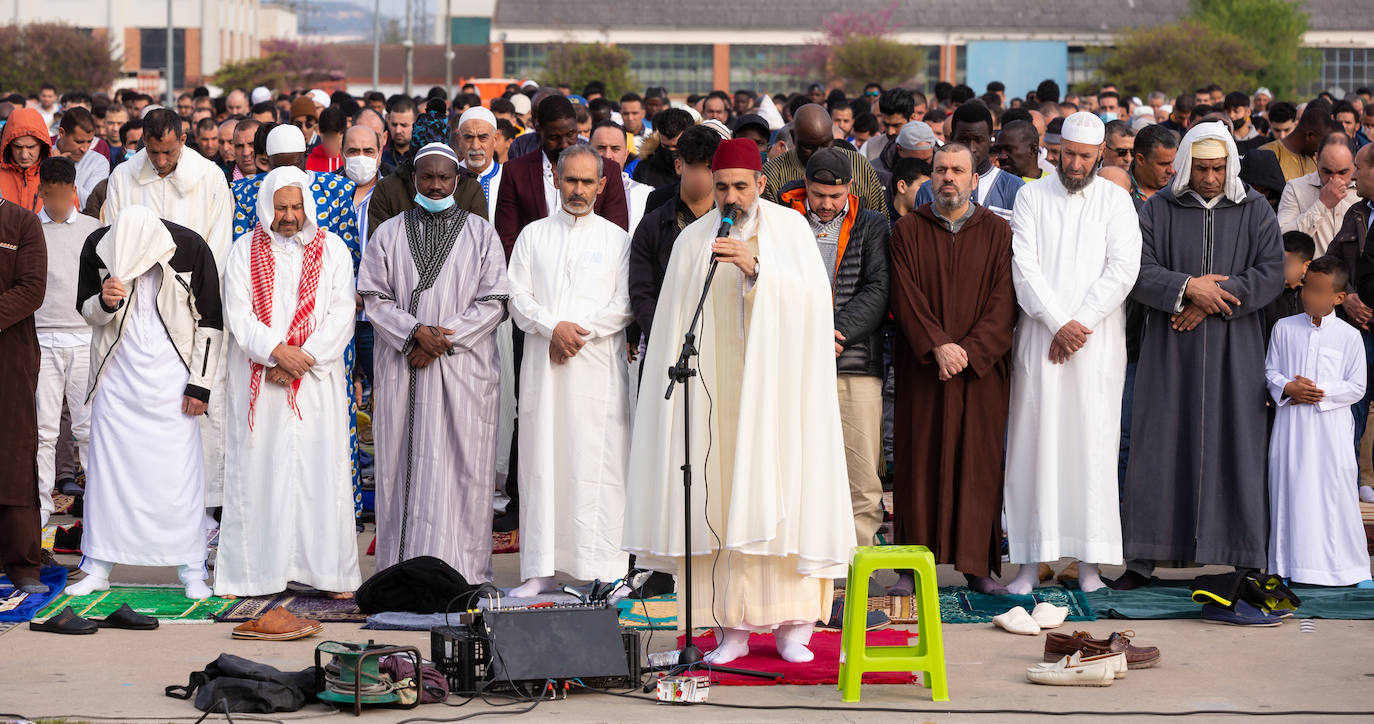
xmin=620 ymin=44 xmax=713 ymax=95
xmin=1307 ymin=47 xmax=1374 ymax=97
xmin=503 ymin=43 xmax=551 ymax=81
xmin=1067 ymin=46 xmax=1106 ymax=89
xmin=729 ymin=45 xmax=807 ymax=96
xmin=140 ymin=28 xmax=186 ymax=91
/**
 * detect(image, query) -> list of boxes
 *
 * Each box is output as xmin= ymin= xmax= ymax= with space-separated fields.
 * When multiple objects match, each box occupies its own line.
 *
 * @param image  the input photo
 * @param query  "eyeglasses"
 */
xmin=865 ymin=92 xmax=880 ymax=97
xmin=1110 ymin=147 xmax=1131 ymax=158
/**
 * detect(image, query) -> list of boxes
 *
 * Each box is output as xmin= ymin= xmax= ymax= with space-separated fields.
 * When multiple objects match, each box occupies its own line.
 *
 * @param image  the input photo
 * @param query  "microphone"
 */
xmin=713 ymin=204 xmax=740 ymax=259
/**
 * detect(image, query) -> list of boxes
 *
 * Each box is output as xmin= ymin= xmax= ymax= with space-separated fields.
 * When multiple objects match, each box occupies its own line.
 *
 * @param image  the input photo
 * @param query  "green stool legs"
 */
xmin=837 ymin=545 xmax=949 ymax=703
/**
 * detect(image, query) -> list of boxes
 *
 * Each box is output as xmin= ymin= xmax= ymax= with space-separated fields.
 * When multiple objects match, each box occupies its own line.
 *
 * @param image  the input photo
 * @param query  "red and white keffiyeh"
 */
xmin=247 ymin=220 xmax=327 ymax=429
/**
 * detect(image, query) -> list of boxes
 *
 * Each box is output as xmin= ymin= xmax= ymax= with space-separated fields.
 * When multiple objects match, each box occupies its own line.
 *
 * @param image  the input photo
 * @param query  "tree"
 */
xmin=0 ymin=23 xmax=121 ymax=95
xmin=1187 ymin=0 xmax=1314 ymax=100
xmin=789 ymin=2 xmax=924 ymax=88
xmin=541 ymin=43 xmax=635 ymax=99
xmin=214 ymin=40 xmax=344 ymax=94
xmin=1097 ymin=21 xmax=1263 ymax=100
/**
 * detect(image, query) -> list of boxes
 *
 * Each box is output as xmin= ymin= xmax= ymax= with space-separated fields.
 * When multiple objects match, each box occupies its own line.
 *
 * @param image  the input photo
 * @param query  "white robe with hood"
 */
xmin=623 ymin=200 xmax=853 ymax=629
xmin=214 ymin=168 xmax=361 ymax=596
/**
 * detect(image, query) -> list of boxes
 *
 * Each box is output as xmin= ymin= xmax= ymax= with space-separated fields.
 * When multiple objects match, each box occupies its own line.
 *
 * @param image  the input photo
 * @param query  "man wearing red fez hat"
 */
xmin=624 ymin=137 xmax=855 ymax=665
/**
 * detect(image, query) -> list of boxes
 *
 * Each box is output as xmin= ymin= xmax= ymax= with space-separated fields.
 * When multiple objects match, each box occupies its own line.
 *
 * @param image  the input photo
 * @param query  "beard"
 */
xmin=1057 ymin=166 xmax=1093 ymax=194
xmin=935 ymin=186 xmax=970 ymax=212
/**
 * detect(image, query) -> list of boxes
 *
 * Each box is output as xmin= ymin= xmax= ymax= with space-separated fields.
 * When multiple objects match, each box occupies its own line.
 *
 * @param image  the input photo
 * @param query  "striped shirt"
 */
xmin=762 ymin=147 xmax=888 ymax=217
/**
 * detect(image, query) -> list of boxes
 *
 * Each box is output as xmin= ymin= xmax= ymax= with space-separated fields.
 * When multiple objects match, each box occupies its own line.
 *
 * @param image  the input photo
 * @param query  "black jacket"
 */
xmin=628 ymin=197 xmax=695 ymax=344
xmin=1340 ymin=200 xmax=1374 ymax=301
xmin=633 ymin=146 xmax=678 ymax=189
xmin=779 ymin=180 xmax=890 ymax=377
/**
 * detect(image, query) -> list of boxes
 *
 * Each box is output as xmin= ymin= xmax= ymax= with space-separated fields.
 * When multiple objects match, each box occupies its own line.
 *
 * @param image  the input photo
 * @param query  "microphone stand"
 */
xmin=644 ymin=235 xmax=782 ymax=690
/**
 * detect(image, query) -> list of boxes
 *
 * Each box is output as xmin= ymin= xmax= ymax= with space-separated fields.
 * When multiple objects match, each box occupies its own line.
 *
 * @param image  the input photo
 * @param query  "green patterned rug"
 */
xmin=35 ymin=585 xmax=235 ymax=623
xmin=938 ymin=585 xmax=1095 ymax=624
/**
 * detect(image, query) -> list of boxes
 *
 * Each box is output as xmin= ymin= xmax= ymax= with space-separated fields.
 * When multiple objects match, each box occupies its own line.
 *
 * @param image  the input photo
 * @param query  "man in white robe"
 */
xmin=507 ymin=144 xmax=633 ymax=598
xmin=215 ymin=168 xmax=361 ymax=597
xmin=69 ymin=206 xmax=223 ymax=600
xmin=102 ymin=108 xmax=233 ymax=522
xmin=1003 ymin=112 xmax=1142 ymax=595
xmin=624 ymin=138 xmax=854 ymax=664
xmin=359 ymin=143 xmax=510 ymax=584
xmin=1265 ymin=257 xmax=1372 ymax=587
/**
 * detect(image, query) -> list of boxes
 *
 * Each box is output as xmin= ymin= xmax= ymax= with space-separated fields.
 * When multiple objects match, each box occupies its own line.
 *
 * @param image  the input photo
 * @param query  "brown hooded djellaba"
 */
xmin=888 ymin=203 xmax=1017 ymax=577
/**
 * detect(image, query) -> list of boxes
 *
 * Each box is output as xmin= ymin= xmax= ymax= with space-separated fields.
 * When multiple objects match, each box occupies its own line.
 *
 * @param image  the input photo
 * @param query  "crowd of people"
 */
xmin=0 ymin=71 xmax=1372 ymax=661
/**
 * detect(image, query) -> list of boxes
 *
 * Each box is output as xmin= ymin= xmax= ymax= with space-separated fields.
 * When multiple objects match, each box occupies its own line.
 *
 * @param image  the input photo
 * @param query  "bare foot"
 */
xmin=327 ymin=591 xmax=354 ymax=600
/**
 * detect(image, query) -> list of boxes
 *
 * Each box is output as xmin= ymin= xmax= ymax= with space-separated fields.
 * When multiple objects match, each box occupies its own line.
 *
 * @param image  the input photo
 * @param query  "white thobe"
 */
xmin=1265 ymin=311 xmax=1370 ymax=585
xmin=83 ymin=266 xmax=206 ymax=567
xmin=508 ymin=208 xmax=633 ymax=582
xmin=103 ymin=146 xmax=234 ymax=507
xmin=1004 ymin=175 xmax=1142 ymax=565
xmin=215 ymin=229 xmax=362 ymax=596
xmin=1276 ymin=172 xmax=1357 ymax=256
xmin=623 ymin=173 xmax=652 ymax=233
xmin=73 ymin=148 xmax=110 ymax=209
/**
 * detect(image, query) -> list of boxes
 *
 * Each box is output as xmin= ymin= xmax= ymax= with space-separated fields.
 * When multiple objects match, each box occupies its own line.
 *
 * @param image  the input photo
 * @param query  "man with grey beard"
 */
xmin=1003 ymin=111 xmax=1142 ymax=596
xmin=456 ymin=107 xmax=503 ymax=218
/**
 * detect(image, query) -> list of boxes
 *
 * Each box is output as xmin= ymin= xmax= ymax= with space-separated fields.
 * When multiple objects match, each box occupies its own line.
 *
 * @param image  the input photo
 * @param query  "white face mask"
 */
xmin=345 ymin=154 xmax=378 ymax=185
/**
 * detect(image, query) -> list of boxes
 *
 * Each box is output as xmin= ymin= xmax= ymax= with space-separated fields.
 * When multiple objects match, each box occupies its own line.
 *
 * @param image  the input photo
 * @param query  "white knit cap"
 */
xmin=457 ymin=106 xmax=497 ymax=130
xmin=250 ymin=86 xmax=272 ymax=105
xmin=265 ymin=124 xmax=307 ymax=156
xmin=1061 ymin=111 xmax=1105 ymax=145
xmin=510 ymin=94 xmax=531 ymax=116
xmin=308 ymin=89 xmax=331 ymax=108
xmin=414 ymin=141 xmax=460 ymax=167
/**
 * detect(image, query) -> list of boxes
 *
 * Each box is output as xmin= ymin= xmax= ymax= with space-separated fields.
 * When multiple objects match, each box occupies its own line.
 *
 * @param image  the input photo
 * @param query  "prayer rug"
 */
xmin=493 ymin=529 xmax=519 ymax=554
xmin=0 ymin=566 xmax=68 ymax=622
xmin=41 ymin=524 xmax=56 ymax=551
xmin=215 ymin=592 xmax=367 ymax=623
xmin=673 ymin=630 xmax=918 ymax=686
xmin=52 ymin=493 xmax=74 ymax=515
xmin=1085 ymin=582 xmax=1374 ymax=620
xmin=616 ymin=594 xmax=676 ymax=629
xmin=835 ymin=585 xmax=1094 ymax=625
xmin=35 ymin=584 xmax=233 ymax=623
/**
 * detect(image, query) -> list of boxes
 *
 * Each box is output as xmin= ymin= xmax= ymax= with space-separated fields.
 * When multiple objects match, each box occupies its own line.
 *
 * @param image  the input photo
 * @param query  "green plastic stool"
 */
xmin=837 ymin=545 xmax=948 ymax=702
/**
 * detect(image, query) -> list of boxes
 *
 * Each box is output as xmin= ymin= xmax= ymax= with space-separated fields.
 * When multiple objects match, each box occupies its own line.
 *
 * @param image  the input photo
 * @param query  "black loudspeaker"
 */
xmin=481 ymin=607 xmax=630 ymax=683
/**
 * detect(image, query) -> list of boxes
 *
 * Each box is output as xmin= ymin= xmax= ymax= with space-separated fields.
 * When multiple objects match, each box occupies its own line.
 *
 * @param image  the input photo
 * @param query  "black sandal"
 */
xmin=28 ymin=606 xmax=98 ymax=635
xmin=94 ymin=603 xmax=159 ymax=630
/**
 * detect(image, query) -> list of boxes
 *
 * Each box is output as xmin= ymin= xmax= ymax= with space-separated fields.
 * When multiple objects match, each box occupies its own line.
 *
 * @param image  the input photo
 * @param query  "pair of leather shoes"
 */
xmin=1043 ymin=629 xmax=1161 ymax=669
xmin=231 ymin=607 xmax=323 ymax=640
xmin=29 ymin=604 xmax=159 ymax=634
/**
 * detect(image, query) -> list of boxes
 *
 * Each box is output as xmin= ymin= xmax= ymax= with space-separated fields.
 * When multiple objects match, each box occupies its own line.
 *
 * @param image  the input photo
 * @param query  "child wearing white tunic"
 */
xmin=1265 ymin=257 xmax=1373 ymax=588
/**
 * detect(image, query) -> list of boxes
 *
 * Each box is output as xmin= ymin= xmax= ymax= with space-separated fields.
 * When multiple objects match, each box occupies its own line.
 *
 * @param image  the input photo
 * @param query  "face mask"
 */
xmin=1099 ymin=112 xmax=1116 ymax=123
xmin=413 ymin=190 xmax=455 ymax=213
xmin=345 ymin=154 xmax=378 ymax=185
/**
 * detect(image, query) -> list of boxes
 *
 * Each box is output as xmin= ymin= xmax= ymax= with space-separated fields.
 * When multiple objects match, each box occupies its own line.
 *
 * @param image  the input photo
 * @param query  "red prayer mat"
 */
xmin=671 ymin=629 xmax=919 ymax=686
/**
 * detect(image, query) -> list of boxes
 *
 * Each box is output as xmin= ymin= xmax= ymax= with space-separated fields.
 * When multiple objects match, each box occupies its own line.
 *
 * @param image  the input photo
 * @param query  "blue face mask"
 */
xmin=413 ymin=191 xmax=455 ymax=213
xmin=1098 ymin=112 xmax=1116 ymax=123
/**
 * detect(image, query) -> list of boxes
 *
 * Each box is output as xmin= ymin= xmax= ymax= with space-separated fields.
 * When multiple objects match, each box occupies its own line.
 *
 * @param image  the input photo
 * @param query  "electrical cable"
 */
xmin=571 ymin=682 xmax=1374 ymax=717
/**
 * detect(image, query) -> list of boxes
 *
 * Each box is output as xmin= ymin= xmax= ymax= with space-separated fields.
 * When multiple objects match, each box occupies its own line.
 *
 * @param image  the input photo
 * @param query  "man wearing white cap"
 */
xmin=1116 ymin=121 xmax=1283 ymax=589
xmin=308 ymin=89 xmax=332 ymax=113
xmin=102 ymin=108 xmax=234 ymax=529
xmin=251 ymin=87 xmax=273 ymax=106
xmin=456 ymin=106 xmax=503 ymax=219
xmin=360 ymin=142 xmax=510 ymax=583
xmin=1003 ymin=111 xmax=1143 ymax=595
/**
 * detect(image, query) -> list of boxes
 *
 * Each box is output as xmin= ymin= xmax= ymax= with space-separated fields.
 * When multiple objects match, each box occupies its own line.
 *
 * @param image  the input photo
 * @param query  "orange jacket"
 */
xmin=0 ymin=108 xmax=51 ymax=213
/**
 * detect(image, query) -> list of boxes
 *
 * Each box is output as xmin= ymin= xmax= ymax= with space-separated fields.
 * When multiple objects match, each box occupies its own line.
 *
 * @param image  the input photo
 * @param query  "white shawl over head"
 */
xmin=256 ymin=166 xmax=319 ymax=240
xmin=1172 ymin=121 xmax=1246 ymax=204
xmin=622 ymin=199 xmax=854 ymax=579
xmin=96 ymin=205 xmax=174 ymax=281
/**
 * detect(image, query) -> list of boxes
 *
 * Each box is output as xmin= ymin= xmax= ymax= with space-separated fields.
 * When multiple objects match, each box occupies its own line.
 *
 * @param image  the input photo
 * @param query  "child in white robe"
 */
xmin=1265 ymin=256 xmax=1373 ymax=588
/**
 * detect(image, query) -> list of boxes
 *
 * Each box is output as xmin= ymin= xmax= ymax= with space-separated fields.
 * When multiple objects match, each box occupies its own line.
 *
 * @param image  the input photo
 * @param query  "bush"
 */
xmin=0 ymin=23 xmax=121 ymax=94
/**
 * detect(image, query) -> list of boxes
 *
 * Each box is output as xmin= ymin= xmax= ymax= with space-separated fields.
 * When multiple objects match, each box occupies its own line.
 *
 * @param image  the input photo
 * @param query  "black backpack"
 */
xmin=165 ymin=653 xmax=316 ymax=713
xmin=355 ymin=555 xmax=479 ymax=614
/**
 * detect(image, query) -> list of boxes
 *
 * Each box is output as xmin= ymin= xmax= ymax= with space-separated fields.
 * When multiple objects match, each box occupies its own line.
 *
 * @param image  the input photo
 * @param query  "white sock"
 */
xmin=65 ymin=575 xmax=109 ymax=597
xmin=508 ymin=576 xmax=556 ymax=598
xmin=1006 ymin=563 xmax=1041 ymax=595
xmin=773 ymin=622 xmax=815 ymax=663
xmin=203 ymin=510 xmax=219 ymax=533
xmin=1077 ymin=563 xmax=1107 ymax=593
xmin=184 ymin=579 xmax=213 ymax=600
xmin=40 ymin=510 xmax=50 ymax=529
xmin=1360 ymin=485 xmax=1374 ymax=504
xmin=703 ymin=627 xmax=751 ymax=665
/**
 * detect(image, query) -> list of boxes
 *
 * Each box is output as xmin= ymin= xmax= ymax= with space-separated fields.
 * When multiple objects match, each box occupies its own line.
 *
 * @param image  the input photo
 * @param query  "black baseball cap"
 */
xmin=805 ymin=147 xmax=852 ymax=185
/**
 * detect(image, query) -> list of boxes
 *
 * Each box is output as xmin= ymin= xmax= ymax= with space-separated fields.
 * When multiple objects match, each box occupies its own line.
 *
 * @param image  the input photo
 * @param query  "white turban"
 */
xmin=307 ymin=89 xmax=331 ymax=108
xmin=1061 ymin=111 xmax=1105 ymax=145
xmin=457 ymin=106 xmax=497 ymax=131
xmin=250 ymin=86 xmax=272 ymax=105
